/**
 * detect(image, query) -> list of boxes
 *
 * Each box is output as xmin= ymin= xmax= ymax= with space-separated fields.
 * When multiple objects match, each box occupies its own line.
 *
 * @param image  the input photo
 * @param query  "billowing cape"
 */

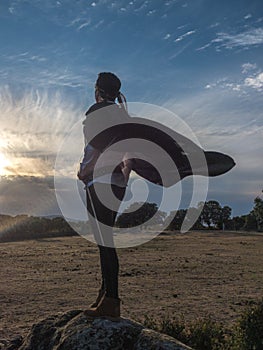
xmin=81 ymin=102 xmax=235 ymax=188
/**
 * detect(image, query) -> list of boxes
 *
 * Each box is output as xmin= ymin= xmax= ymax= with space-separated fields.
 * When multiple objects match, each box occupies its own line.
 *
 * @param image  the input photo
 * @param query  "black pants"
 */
xmin=86 ymin=183 xmax=126 ymax=299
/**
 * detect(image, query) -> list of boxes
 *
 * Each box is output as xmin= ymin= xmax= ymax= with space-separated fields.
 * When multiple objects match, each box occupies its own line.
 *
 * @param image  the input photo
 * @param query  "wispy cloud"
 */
xmin=77 ymin=20 xmax=91 ymax=31
xmin=169 ymin=42 xmax=192 ymax=60
xmin=242 ymin=62 xmax=257 ymax=74
xmin=216 ymin=27 xmax=263 ymax=48
xmin=30 ymin=55 xmax=47 ymax=62
xmin=204 ymin=79 xmax=242 ymax=93
xmin=35 ymin=69 xmax=86 ymax=88
xmin=164 ymin=0 xmax=177 ymax=5
xmin=244 ymin=14 xmax=252 ymax=20
xmin=147 ymin=9 xmax=156 ymax=16
xmin=162 ymin=88 xmax=263 ymax=215
xmin=92 ymin=19 xmax=104 ymax=29
xmin=196 ymin=43 xmax=211 ymax=51
xmin=204 ymin=64 xmax=263 ymax=94
xmin=198 ymin=27 xmax=263 ymax=51
xmin=133 ymin=0 xmax=150 ymax=12
xmin=2 ymin=51 xmax=47 ymax=68
xmin=0 ymin=48 xmax=92 ymax=89
xmin=8 ymin=7 xmax=15 ymax=14
xmin=174 ymin=30 xmax=196 ymax=42
xmin=209 ymin=22 xmax=220 ymax=28
xmin=0 ymin=87 xmax=81 ymax=177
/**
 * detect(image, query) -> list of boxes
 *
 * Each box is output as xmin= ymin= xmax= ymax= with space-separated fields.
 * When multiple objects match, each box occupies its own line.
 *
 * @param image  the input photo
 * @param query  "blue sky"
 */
xmin=0 ymin=0 xmax=262 ymax=218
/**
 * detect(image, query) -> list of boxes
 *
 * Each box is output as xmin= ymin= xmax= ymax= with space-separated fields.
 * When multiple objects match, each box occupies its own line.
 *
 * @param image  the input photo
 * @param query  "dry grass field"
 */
xmin=0 ymin=231 xmax=263 ymax=340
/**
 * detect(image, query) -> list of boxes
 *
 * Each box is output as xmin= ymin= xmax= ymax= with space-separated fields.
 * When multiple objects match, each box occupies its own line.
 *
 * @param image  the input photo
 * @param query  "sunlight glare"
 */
xmin=0 ymin=152 xmax=11 ymax=176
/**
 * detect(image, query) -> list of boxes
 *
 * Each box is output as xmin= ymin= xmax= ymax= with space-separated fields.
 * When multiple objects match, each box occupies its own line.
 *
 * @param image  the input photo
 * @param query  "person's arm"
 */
xmin=77 ymin=144 xmax=100 ymax=181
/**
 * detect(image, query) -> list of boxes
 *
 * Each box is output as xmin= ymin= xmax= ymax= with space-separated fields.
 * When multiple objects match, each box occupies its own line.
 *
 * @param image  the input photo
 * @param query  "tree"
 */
xmin=219 ymin=206 xmax=232 ymax=230
xmin=199 ymin=200 xmax=222 ymax=228
xmin=116 ymin=202 xmax=166 ymax=228
xmin=165 ymin=209 xmax=187 ymax=230
xmin=166 ymin=207 xmax=204 ymax=231
xmin=186 ymin=207 xmax=204 ymax=230
xmin=227 ymin=215 xmax=246 ymax=231
xmin=252 ymin=196 xmax=263 ymax=231
xmin=243 ymin=213 xmax=258 ymax=231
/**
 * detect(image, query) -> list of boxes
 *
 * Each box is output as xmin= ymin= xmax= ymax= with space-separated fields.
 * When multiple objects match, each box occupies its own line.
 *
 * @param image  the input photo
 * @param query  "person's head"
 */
xmin=95 ymin=72 xmax=127 ymax=109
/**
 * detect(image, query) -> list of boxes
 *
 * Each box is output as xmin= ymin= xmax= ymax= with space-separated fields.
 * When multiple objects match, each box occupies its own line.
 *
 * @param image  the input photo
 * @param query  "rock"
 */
xmin=15 ymin=310 xmax=192 ymax=350
xmin=1 ymin=335 xmax=23 ymax=350
xmin=0 ymin=339 xmax=9 ymax=350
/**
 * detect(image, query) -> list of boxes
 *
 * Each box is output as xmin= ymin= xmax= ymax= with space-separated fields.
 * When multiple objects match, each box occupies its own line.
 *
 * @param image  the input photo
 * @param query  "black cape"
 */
xmin=83 ymin=102 xmax=235 ymax=187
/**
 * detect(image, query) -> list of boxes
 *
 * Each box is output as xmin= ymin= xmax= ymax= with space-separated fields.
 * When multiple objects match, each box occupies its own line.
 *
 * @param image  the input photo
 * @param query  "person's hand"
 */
xmin=77 ymin=170 xmax=83 ymax=180
xmin=77 ymin=145 xmax=100 ymax=181
xmin=77 ymin=166 xmax=92 ymax=181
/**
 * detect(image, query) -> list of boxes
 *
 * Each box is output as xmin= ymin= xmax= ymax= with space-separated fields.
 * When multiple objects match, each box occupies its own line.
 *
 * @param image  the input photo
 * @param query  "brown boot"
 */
xmin=89 ymin=288 xmax=106 ymax=308
xmin=84 ymin=295 xmax=121 ymax=318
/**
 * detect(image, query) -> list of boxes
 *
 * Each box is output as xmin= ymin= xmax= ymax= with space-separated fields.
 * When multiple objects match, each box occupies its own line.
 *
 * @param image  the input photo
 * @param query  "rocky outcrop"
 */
xmin=9 ymin=310 xmax=192 ymax=350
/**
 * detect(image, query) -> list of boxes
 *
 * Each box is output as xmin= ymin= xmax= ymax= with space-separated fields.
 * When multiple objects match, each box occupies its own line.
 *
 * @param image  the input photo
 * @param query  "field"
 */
xmin=0 ymin=231 xmax=263 ymax=340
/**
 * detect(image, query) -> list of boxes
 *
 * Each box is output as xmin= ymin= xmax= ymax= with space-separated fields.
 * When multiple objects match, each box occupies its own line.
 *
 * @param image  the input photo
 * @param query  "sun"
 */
xmin=0 ymin=152 xmax=11 ymax=176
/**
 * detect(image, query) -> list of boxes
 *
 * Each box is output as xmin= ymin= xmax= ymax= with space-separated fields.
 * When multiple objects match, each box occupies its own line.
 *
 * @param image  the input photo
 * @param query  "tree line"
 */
xmin=116 ymin=196 xmax=263 ymax=232
xmin=0 ymin=196 xmax=262 ymax=242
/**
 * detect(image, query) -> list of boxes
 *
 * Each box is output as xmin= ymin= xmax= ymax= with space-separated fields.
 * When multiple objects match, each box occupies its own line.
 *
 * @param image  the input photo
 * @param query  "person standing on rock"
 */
xmin=78 ymin=72 xmax=132 ymax=317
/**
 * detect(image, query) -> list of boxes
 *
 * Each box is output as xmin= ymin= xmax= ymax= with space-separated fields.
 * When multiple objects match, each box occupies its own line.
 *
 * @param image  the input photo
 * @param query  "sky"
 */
xmin=0 ymin=0 xmax=262 ymax=219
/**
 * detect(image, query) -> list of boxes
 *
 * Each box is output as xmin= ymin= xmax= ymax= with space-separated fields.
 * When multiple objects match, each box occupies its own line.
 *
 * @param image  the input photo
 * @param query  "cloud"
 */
xmin=214 ymin=27 xmax=263 ymax=50
xmin=0 ymin=175 xmax=61 ymax=216
xmin=203 ymin=64 xmax=263 ymax=94
xmin=209 ymin=22 xmax=220 ymax=28
xmin=2 ymin=59 xmax=88 ymax=89
xmin=0 ymin=87 xmax=82 ymax=177
xmin=163 ymin=85 xmax=263 ymax=145
xmin=174 ymin=30 xmax=196 ymax=42
xmin=244 ymin=14 xmax=252 ymax=20
xmin=162 ymin=88 xmax=262 ymax=216
xmin=134 ymin=1 xmax=150 ymax=12
xmin=1 ymin=47 xmax=91 ymax=89
xmin=197 ymin=27 xmax=263 ymax=51
xmin=147 ymin=9 xmax=156 ymax=16
xmin=163 ymin=33 xmax=171 ymax=40
xmin=29 ymin=55 xmax=47 ymax=62
xmin=77 ymin=20 xmax=91 ymax=31
xmin=244 ymin=72 xmax=263 ymax=91
xmin=164 ymin=0 xmax=175 ymax=5
xmin=169 ymin=42 xmax=191 ymax=60
xmin=92 ymin=19 xmax=104 ymax=29
xmin=2 ymin=51 xmax=47 ymax=65
xmin=242 ymin=62 xmax=257 ymax=74
xmin=196 ymin=43 xmax=212 ymax=51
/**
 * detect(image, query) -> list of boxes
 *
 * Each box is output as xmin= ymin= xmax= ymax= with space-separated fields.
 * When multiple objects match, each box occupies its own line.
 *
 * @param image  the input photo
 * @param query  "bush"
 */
xmin=159 ymin=315 xmax=187 ymax=343
xmin=141 ymin=314 xmax=227 ymax=350
xmin=141 ymin=300 xmax=263 ymax=350
xmin=187 ymin=318 xmax=227 ymax=350
xmin=232 ymin=299 xmax=263 ymax=350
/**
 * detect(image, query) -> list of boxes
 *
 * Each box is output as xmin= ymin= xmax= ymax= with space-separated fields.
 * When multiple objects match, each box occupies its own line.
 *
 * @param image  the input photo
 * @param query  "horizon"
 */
xmin=0 ymin=174 xmax=259 ymax=219
xmin=0 ymin=0 xmax=262 ymax=220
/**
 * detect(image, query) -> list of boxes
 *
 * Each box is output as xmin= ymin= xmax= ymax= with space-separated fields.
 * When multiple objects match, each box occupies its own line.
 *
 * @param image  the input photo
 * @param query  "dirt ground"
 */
xmin=0 ymin=231 xmax=263 ymax=340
